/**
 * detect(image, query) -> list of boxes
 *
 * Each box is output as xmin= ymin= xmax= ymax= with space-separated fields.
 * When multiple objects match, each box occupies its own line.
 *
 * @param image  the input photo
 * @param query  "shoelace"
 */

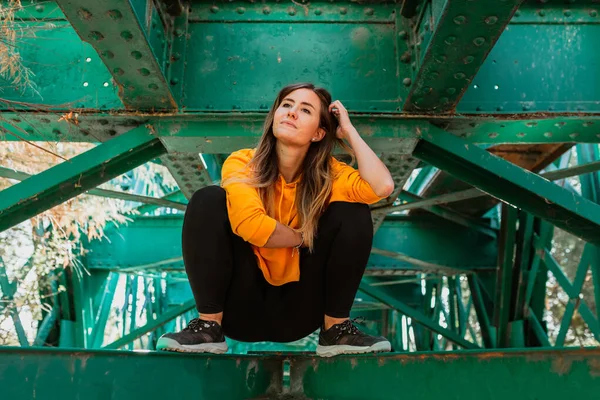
xmin=333 ymin=317 xmax=364 ymax=340
xmin=183 ymin=318 xmax=214 ymax=333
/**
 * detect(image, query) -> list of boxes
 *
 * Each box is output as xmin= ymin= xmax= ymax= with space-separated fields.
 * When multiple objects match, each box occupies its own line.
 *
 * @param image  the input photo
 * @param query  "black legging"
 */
xmin=182 ymin=186 xmax=373 ymax=343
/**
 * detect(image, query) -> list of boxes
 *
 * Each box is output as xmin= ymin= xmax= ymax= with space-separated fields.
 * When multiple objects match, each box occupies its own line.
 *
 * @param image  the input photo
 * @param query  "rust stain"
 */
xmin=552 ymin=357 xmax=574 ymax=376
xmin=360 ymin=126 xmax=375 ymax=137
xmin=587 ymin=359 xmax=600 ymax=377
xmin=350 ymin=358 xmax=358 ymax=369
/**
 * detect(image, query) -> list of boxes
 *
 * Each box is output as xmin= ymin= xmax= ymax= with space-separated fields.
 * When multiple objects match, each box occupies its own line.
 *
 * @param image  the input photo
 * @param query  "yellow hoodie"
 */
xmin=221 ymin=149 xmax=384 ymax=286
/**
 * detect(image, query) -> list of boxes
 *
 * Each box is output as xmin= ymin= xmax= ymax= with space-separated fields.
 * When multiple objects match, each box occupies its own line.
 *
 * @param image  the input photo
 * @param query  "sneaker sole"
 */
xmin=315 ymin=341 xmax=391 ymax=357
xmin=156 ymin=337 xmax=228 ymax=354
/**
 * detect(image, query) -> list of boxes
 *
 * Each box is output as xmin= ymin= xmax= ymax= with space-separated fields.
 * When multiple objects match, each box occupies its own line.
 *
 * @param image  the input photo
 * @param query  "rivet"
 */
xmin=288 ymin=7 xmax=296 ymax=16
xmin=11 ymin=118 xmax=21 ymax=123
xmin=514 ymin=10 xmax=521 ymax=17
xmin=403 ymin=78 xmax=412 ymax=86
xmin=131 ymin=51 xmax=142 ymax=59
xmin=473 ymin=37 xmax=485 ymax=46
xmin=36 ymin=5 xmax=44 ymax=12
xmin=431 ymin=71 xmax=439 ymax=79
xmin=233 ymin=105 xmax=241 ymax=110
xmin=236 ymin=7 xmax=245 ymax=14
xmin=52 ymin=128 xmax=61 ymax=135
xmin=564 ymin=10 xmax=572 ymax=17
xmin=398 ymin=30 xmax=407 ymax=39
xmin=440 ymin=97 xmax=449 ymax=104
xmin=107 ymin=9 xmax=122 ymax=20
xmin=210 ymin=6 xmax=219 ymax=13
xmin=570 ymin=133 xmax=580 ymax=138
xmin=522 ymin=105 xmax=530 ymax=111
xmin=463 ymin=56 xmax=475 ymax=64
xmin=485 ymin=16 xmax=498 ymax=24
xmin=138 ymin=68 xmax=150 ymax=76
xmin=453 ymin=15 xmax=466 ymax=24
xmin=445 ymin=36 xmax=457 ymax=44
xmin=148 ymin=83 xmax=159 ymax=90
xmin=476 ymin=106 xmax=483 ymax=111
xmin=591 ymin=10 xmax=598 ymax=17
xmin=102 ymin=50 xmax=114 ymax=59
xmin=77 ymin=8 xmax=92 ymax=19
xmin=583 ymin=121 xmax=594 ymax=127
xmin=88 ymin=31 xmax=104 ymax=41
xmin=260 ymin=104 xmax=268 ymax=109
xmin=488 ymin=132 xmax=498 ymax=138
xmin=41 ymin=118 xmax=50 ymax=123
xmin=206 ymin=105 xmax=214 ymax=109
xmin=121 ymin=31 xmax=133 ymax=41
xmin=172 ymin=52 xmax=181 ymax=61
xmin=454 ymin=72 xmax=466 ymax=79
xmin=340 ymin=7 xmax=348 ymax=15
xmin=263 ymin=7 xmax=271 ymax=14
xmin=108 ymin=129 xmax=117 ymax=136
xmin=315 ymin=9 xmax=322 ymax=15
xmin=414 ymin=97 xmax=423 ymax=105
xmin=400 ymin=52 xmax=411 ymax=63
xmin=365 ymin=8 xmax=374 ymax=16
xmin=544 ymin=132 xmax=552 ymax=138
xmin=517 ymin=132 xmax=525 ymax=138
xmin=424 ymin=22 xmax=430 ymax=31
xmin=99 ymin=119 xmax=109 ymax=125
xmin=411 ymin=61 xmax=417 ymax=70
xmin=369 ymin=106 xmax=377 ymax=110
xmin=497 ymin=106 xmax=503 ymax=111
xmin=175 ymin=28 xmax=184 ymax=37
xmin=113 ymin=67 xmax=125 ymax=75
xmin=447 ymin=88 xmax=456 ymax=95
xmin=538 ymin=10 xmax=545 ymax=17
xmin=170 ymin=78 xmax=179 ymax=85
xmin=434 ymin=54 xmax=447 ymax=63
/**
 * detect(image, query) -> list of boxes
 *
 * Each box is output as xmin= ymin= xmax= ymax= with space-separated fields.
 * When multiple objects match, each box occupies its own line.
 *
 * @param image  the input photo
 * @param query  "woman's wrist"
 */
xmin=294 ymin=230 xmax=304 ymax=248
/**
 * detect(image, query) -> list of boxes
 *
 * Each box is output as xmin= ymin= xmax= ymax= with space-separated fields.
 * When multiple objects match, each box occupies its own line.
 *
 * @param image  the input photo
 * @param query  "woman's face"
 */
xmin=272 ymin=88 xmax=325 ymax=147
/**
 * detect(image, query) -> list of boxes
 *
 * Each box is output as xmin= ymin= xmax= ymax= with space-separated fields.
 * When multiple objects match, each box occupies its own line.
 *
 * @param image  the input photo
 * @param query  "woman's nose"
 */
xmin=287 ymin=108 xmax=297 ymax=118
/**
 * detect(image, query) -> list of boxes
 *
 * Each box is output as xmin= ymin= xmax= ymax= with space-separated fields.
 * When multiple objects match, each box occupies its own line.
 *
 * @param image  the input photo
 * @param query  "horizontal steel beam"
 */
xmin=2 ymin=112 xmax=600 ymax=146
xmin=0 ymin=127 xmax=166 ymax=232
xmin=294 ymin=348 xmax=600 ymax=398
xmin=413 ymin=126 xmax=600 ymax=245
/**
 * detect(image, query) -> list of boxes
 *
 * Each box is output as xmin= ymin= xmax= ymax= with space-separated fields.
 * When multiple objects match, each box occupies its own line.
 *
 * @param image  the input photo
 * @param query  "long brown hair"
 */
xmin=245 ymin=83 xmax=351 ymax=251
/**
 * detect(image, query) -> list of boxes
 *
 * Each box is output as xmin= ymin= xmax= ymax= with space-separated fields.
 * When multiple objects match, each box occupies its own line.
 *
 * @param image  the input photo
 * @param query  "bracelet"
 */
xmin=294 ymin=232 xmax=304 ymax=249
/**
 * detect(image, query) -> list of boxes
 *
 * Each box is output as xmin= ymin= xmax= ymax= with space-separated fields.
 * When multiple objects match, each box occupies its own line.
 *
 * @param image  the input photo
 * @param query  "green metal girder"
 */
xmin=359 ymin=279 xmax=479 ymax=349
xmin=0 ymin=126 xmax=165 ymax=232
xmin=3 ymin=113 xmax=600 ymax=145
xmin=0 ymin=19 xmax=122 ymax=110
xmin=84 ymin=214 xmax=497 ymax=272
xmin=403 ymin=0 xmax=523 ymax=111
xmin=0 ymin=166 xmax=186 ymax=210
xmin=296 ymin=348 xmax=600 ymax=399
xmin=413 ymin=126 xmax=600 ymax=245
xmin=54 ymin=0 xmax=177 ymax=110
xmin=0 ymin=347 xmax=283 ymax=399
xmin=459 ymin=5 xmax=600 ymax=113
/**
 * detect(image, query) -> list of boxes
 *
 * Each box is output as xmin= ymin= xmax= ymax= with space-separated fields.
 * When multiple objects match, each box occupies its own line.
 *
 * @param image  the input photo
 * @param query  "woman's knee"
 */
xmin=324 ymin=202 xmax=373 ymax=241
xmin=188 ymin=186 xmax=226 ymax=210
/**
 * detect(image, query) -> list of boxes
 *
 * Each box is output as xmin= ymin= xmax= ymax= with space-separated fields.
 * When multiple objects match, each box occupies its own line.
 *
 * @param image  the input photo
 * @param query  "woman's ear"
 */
xmin=312 ymin=127 xmax=326 ymax=142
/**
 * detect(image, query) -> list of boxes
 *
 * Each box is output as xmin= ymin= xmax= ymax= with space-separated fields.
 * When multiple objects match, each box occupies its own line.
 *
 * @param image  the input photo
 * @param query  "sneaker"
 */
xmin=316 ymin=318 xmax=391 ymax=357
xmin=156 ymin=318 xmax=228 ymax=354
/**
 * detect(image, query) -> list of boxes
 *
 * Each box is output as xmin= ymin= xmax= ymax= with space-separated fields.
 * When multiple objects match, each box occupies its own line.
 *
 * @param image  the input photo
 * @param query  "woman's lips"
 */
xmin=281 ymin=121 xmax=297 ymax=128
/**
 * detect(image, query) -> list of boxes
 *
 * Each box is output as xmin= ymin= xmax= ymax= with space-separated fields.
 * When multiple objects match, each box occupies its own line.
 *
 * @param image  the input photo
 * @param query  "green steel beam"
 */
xmin=0 ymin=166 xmax=186 ymax=211
xmin=403 ymin=0 xmax=523 ymax=111
xmin=54 ymin=0 xmax=177 ymax=110
xmin=468 ymin=275 xmax=495 ymax=348
xmin=294 ymin=348 xmax=600 ymax=399
xmin=0 ymin=259 xmax=28 ymax=346
xmin=0 ymin=126 xmax=165 ymax=232
xmin=134 ymin=190 xmax=187 ymax=215
xmin=494 ymin=205 xmax=517 ymax=348
xmin=0 ymin=347 xmax=282 ymax=399
xmin=359 ymin=280 xmax=479 ymax=349
xmin=103 ymin=299 xmax=195 ymax=350
xmin=413 ymin=127 xmax=600 ymax=245
xmin=3 ymin=112 xmax=600 ymax=145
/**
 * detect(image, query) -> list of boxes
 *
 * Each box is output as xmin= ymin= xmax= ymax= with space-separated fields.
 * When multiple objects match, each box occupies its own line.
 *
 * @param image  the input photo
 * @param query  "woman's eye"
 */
xmin=302 ymin=108 xmax=311 ymax=114
xmin=282 ymin=103 xmax=291 ymax=108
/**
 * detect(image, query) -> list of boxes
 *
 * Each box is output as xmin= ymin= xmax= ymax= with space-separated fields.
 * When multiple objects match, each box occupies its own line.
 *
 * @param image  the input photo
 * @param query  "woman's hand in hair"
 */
xmin=329 ymin=100 xmax=355 ymax=140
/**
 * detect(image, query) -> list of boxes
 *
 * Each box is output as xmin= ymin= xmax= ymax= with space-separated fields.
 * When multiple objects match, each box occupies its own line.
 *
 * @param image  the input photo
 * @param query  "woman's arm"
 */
xmin=329 ymin=100 xmax=395 ymax=198
xmin=263 ymin=222 xmax=303 ymax=248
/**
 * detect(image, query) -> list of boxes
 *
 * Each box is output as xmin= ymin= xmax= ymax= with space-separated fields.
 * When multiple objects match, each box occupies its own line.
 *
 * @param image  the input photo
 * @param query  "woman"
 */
xmin=156 ymin=83 xmax=395 ymax=357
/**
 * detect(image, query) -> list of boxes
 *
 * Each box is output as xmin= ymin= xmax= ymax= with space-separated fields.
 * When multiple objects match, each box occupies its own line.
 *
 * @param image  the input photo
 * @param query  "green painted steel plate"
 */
xmin=183 ymin=22 xmax=402 ymax=111
xmin=0 ymin=21 xmax=122 ymax=110
xmin=459 ymin=25 xmax=600 ymax=113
